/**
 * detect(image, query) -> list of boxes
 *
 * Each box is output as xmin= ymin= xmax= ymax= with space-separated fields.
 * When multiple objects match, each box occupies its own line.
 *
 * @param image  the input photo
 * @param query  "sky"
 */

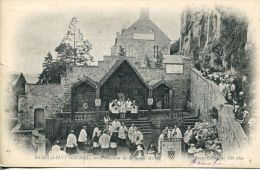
xmin=2 ymin=1 xmax=183 ymax=76
xmin=2 ymin=0 xmax=256 ymax=79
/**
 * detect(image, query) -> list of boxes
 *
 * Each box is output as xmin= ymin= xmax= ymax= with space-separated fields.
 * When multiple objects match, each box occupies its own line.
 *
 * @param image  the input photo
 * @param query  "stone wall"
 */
xmin=217 ymin=105 xmax=248 ymax=155
xmin=190 ymin=68 xmax=225 ymax=121
xmin=18 ymin=84 xmax=64 ymax=130
xmin=190 ymin=67 xmax=248 ymax=153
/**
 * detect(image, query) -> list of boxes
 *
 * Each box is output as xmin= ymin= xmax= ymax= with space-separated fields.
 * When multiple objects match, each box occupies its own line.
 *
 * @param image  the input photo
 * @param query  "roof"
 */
xmin=9 ymin=73 xmax=26 ymax=86
xmin=163 ymin=55 xmax=192 ymax=64
xmin=117 ymin=16 xmax=171 ymax=42
xmin=71 ymin=56 xmax=175 ymax=88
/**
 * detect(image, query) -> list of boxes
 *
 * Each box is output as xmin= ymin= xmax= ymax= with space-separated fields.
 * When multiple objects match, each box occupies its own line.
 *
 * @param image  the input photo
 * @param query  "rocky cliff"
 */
xmin=179 ymin=6 xmax=250 ymax=75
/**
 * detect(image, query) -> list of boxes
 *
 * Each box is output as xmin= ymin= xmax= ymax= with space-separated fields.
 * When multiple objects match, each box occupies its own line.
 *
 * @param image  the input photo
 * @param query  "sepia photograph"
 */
xmin=0 ymin=0 xmax=259 ymax=167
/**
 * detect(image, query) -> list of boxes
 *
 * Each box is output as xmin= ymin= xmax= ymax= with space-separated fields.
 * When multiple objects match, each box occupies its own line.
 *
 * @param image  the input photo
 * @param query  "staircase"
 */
xmin=97 ymin=118 xmax=152 ymax=135
xmin=182 ymin=112 xmax=200 ymax=128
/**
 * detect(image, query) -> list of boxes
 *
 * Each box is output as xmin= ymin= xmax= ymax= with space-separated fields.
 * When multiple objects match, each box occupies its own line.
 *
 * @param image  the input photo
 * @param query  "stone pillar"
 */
xmin=169 ymin=88 xmax=175 ymax=119
xmin=148 ymin=88 xmax=153 ymax=119
xmin=95 ymin=85 xmax=101 ymax=120
xmin=169 ymin=89 xmax=173 ymax=119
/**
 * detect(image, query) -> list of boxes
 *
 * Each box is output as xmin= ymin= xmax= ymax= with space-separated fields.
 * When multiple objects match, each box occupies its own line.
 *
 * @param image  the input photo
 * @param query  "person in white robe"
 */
xmin=78 ymin=126 xmax=87 ymax=150
xmin=167 ymin=128 xmax=173 ymax=138
xmin=119 ymin=99 xmax=126 ymax=119
xmin=184 ymin=126 xmax=193 ymax=151
xmin=66 ymin=130 xmax=77 ymax=154
xmin=49 ymin=141 xmax=67 ymax=157
xmin=128 ymin=124 xmax=135 ymax=143
xmin=99 ymin=130 xmax=111 ymax=158
xmin=111 ymin=119 xmax=121 ymax=137
xmin=92 ymin=126 xmax=101 ymax=139
xmin=125 ymin=98 xmax=132 ymax=118
xmin=118 ymin=122 xmax=128 ymax=146
xmin=112 ymin=99 xmax=120 ymax=119
xmin=105 ymin=122 xmax=113 ymax=136
xmin=172 ymin=125 xmax=182 ymax=138
xmin=131 ymin=100 xmax=138 ymax=119
xmin=132 ymin=128 xmax=143 ymax=145
xmin=158 ymin=130 xmax=168 ymax=153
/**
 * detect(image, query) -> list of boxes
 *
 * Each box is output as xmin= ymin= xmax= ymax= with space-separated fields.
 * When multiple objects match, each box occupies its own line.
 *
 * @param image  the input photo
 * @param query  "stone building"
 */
xmin=111 ymin=8 xmax=171 ymax=66
xmin=6 ymin=73 xmax=27 ymax=118
xmin=14 ymin=8 xmax=192 ymax=131
xmin=10 ymin=9 xmax=249 ymax=157
xmin=16 ymin=55 xmax=191 ymax=130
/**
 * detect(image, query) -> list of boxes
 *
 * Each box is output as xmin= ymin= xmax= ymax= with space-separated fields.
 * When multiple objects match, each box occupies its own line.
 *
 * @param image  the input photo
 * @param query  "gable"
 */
xmin=118 ymin=18 xmax=170 ymax=42
xmin=99 ymin=59 xmax=149 ymax=88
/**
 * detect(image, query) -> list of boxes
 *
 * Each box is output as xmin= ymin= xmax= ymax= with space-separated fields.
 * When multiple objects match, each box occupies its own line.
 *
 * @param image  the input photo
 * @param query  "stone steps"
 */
xmin=182 ymin=114 xmax=200 ymax=128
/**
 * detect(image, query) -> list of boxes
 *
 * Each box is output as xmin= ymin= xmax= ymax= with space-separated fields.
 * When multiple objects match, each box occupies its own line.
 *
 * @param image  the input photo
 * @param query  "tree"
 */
xmin=37 ymin=17 xmax=94 ymax=84
xmin=37 ymin=52 xmax=66 ymax=84
xmin=170 ymin=39 xmax=180 ymax=55
xmin=58 ymin=16 xmax=93 ymax=65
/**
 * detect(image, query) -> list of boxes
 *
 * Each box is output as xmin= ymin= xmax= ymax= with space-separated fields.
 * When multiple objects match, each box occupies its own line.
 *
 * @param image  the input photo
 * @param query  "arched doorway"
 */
xmin=152 ymin=84 xmax=170 ymax=109
xmin=100 ymin=60 xmax=149 ymax=110
xmin=34 ymin=108 xmax=44 ymax=129
xmin=72 ymin=82 xmax=96 ymax=112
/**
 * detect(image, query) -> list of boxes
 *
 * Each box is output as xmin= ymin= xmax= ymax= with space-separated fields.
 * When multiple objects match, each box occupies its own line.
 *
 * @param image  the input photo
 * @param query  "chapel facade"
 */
xmin=14 ymin=9 xmax=192 ymax=131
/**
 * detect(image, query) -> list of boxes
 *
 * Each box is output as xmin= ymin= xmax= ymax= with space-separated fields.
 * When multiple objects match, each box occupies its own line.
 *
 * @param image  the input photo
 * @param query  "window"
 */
xmin=154 ymin=46 xmax=159 ymax=58
xmin=21 ymin=83 xmax=25 ymax=95
xmin=128 ymin=45 xmax=133 ymax=57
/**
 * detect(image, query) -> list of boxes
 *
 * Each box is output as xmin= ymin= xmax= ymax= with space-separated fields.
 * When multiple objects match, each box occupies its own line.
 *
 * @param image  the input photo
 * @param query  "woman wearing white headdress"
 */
xmin=78 ymin=126 xmax=87 ymax=150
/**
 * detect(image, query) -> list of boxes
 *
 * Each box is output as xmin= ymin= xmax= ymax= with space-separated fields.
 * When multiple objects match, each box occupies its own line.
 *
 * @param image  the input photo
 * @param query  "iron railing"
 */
xmin=57 ymin=108 xmax=183 ymax=122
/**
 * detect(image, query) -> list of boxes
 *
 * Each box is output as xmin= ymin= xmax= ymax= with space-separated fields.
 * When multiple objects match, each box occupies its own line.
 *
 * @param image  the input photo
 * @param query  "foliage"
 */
xmin=190 ymin=37 xmax=200 ymax=61
xmin=144 ymin=55 xmax=151 ymax=68
xmin=37 ymin=52 xmax=67 ymax=84
xmin=219 ymin=14 xmax=248 ymax=70
xmin=170 ymin=39 xmax=179 ymax=55
xmin=155 ymin=50 xmax=164 ymax=68
xmin=37 ymin=17 xmax=93 ymax=84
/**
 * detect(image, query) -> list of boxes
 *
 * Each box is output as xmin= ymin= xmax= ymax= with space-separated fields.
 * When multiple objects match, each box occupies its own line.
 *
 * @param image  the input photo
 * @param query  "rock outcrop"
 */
xmin=179 ymin=6 xmax=249 ymax=74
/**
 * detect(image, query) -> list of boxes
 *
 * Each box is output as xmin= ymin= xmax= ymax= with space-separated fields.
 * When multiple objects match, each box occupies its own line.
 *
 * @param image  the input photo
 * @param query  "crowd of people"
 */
xmin=48 ymin=118 xmax=161 ymax=160
xmin=185 ymin=122 xmax=223 ymax=159
xmin=48 ymin=118 xmax=223 ymax=161
xmin=158 ymin=121 xmax=222 ymax=159
xmin=109 ymin=98 xmax=138 ymax=119
xmin=200 ymin=68 xmax=255 ymax=136
xmin=156 ymin=120 xmax=223 ymax=160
